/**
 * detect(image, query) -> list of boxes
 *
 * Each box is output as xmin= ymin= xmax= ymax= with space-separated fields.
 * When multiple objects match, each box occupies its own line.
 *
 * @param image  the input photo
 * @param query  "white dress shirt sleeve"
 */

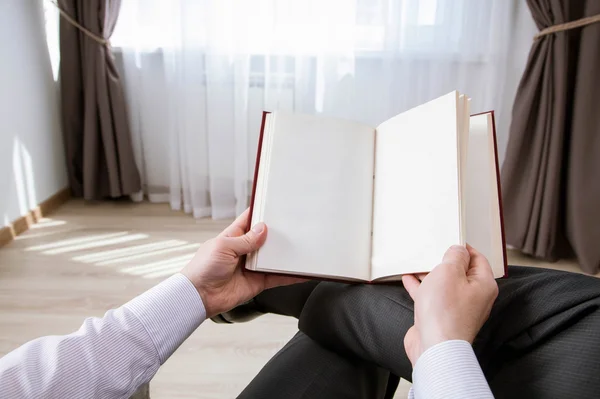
xmin=0 ymin=273 xmax=206 ymax=399
xmin=408 ymin=340 xmax=494 ymax=399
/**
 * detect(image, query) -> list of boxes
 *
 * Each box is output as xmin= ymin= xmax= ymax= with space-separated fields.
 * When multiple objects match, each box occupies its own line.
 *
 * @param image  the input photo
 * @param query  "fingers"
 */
xmin=220 ymin=208 xmax=251 ymax=238
xmin=224 ymin=222 xmax=267 ymax=256
xmin=402 ymin=274 xmax=421 ymax=301
xmin=441 ymin=245 xmax=470 ymax=274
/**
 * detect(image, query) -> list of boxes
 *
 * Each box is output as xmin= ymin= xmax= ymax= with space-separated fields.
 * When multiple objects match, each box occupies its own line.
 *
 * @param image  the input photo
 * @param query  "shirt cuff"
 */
xmin=125 ymin=273 xmax=206 ymax=364
xmin=411 ymin=340 xmax=493 ymax=399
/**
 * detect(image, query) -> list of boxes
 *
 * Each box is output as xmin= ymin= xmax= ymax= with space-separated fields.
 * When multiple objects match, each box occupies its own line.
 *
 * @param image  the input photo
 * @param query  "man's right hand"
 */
xmin=402 ymin=245 xmax=499 ymax=367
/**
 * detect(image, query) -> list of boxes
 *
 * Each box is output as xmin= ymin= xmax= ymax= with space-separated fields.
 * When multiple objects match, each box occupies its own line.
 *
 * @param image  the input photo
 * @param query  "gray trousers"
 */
xmin=239 ymin=266 xmax=600 ymax=399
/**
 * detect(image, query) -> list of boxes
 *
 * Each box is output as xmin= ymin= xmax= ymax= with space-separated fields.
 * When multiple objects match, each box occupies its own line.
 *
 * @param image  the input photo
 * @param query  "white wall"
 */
xmin=0 ymin=0 xmax=68 ymax=227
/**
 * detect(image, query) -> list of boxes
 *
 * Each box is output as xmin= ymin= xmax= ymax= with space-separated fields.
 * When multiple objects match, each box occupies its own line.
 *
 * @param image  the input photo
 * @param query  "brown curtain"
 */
xmin=501 ymin=0 xmax=600 ymax=273
xmin=59 ymin=0 xmax=141 ymax=200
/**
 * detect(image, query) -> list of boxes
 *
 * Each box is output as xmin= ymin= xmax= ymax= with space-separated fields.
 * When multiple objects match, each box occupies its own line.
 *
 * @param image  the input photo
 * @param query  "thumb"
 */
xmin=466 ymin=244 xmax=494 ymax=280
xmin=226 ymin=222 xmax=267 ymax=256
xmin=441 ymin=245 xmax=470 ymax=274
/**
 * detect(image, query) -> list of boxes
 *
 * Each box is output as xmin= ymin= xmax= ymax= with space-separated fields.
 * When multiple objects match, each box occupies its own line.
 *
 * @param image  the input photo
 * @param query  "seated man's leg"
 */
xmin=298 ymin=266 xmax=600 ymax=397
xmin=254 ymin=281 xmax=319 ymax=318
xmin=474 ymin=266 xmax=600 ymax=398
xmin=299 ymin=281 xmax=415 ymax=379
xmin=238 ymin=331 xmax=391 ymax=399
xmin=213 ymin=281 xmax=319 ymax=323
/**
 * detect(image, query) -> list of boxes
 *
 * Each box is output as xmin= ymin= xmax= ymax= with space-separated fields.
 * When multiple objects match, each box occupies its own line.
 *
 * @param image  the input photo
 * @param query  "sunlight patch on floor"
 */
xmin=30 ymin=218 xmax=67 ymax=229
xmin=24 ymin=219 xmax=202 ymax=280
xmin=120 ymin=253 xmax=196 ymax=275
xmin=26 ymin=232 xmax=130 ymax=251
xmin=73 ymin=240 xmax=187 ymax=263
xmin=43 ymin=234 xmax=148 ymax=255
xmin=96 ymin=243 xmax=200 ymax=266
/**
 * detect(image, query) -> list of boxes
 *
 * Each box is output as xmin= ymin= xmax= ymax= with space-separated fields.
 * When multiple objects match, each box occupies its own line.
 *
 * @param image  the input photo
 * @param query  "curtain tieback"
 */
xmin=49 ymin=0 xmax=110 ymax=46
xmin=534 ymin=13 xmax=600 ymax=40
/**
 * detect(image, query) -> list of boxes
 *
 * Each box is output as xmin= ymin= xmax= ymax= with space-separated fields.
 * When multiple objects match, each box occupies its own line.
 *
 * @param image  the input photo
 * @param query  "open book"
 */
xmin=246 ymin=92 xmax=507 ymax=282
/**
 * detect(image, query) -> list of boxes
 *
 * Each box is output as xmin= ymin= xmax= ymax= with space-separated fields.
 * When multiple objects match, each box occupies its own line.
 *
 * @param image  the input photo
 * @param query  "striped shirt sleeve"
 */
xmin=0 ymin=273 xmax=206 ymax=399
xmin=408 ymin=340 xmax=494 ymax=399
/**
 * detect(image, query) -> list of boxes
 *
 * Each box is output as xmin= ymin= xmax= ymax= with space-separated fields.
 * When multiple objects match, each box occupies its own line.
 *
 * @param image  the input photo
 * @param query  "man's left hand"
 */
xmin=181 ymin=209 xmax=305 ymax=318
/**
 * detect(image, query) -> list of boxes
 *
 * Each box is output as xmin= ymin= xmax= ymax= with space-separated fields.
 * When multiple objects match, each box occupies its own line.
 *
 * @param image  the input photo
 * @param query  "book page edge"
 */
xmin=471 ymin=110 xmax=507 ymax=278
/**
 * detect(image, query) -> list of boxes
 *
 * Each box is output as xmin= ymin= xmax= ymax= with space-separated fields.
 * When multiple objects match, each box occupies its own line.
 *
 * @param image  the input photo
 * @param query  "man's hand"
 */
xmin=181 ymin=209 xmax=305 ymax=318
xmin=402 ymin=245 xmax=498 ymax=366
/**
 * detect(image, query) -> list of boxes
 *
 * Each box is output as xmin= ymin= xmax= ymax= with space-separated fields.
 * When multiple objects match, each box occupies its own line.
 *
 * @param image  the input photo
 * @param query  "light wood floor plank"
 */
xmin=0 ymin=200 xmax=586 ymax=398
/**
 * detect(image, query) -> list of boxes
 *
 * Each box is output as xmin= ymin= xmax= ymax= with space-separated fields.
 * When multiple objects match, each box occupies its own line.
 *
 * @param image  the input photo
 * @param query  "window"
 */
xmin=111 ymin=0 xmax=491 ymax=58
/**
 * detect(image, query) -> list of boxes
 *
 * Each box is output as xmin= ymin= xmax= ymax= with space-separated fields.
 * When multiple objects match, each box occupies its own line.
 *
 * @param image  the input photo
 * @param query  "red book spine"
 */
xmin=247 ymin=111 xmax=270 ymax=232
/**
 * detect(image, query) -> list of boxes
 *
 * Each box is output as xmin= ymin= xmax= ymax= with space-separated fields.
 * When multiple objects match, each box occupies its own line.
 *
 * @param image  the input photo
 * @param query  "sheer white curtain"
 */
xmin=112 ymin=0 xmax=529 ymax=219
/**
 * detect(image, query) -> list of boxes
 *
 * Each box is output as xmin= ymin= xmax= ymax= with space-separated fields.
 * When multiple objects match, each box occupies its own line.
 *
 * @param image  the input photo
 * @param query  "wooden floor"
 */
xmin=0 ymin=200 xmax=586 ymax=398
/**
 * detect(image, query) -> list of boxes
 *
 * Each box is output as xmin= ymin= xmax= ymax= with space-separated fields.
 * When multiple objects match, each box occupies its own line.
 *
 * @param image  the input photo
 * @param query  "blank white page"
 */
xmin=248 ymin=111 xmax=375 ymax=280
xmin=465 ymin=113 xmax=505 ymax=277
xmin=371 ymin=92 xmax=462 ymax=279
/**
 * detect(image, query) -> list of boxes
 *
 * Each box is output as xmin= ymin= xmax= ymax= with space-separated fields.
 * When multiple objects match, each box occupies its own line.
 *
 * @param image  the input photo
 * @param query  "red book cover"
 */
xmin=247 ymin=111 xmax=270 ymax=233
